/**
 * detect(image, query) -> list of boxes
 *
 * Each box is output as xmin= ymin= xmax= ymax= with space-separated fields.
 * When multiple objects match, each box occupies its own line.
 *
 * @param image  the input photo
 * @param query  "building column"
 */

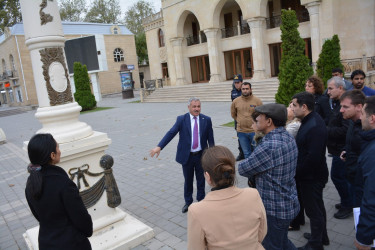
xmin=304 ymin=1 xmax=321 ymax=65
xmin=170 ymin=37 xmax=186 ymax=85
xmin=247 ymin=17 xmax=267 ymax=80
xmin=204 ymin=28 xmax=222 ymax=83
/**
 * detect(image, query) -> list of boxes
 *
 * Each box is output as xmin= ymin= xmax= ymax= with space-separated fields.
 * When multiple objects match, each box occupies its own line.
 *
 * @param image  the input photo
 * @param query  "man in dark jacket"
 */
xmin=339 ymin=90 xmax=366 ymax=208
xmin=355 ymin=96 xmax=375 ymax=249
xmin=292 ymin=92 xmax=329 ymax=250
xmin=231 ymin=74 xmax=244 ymax=161
xmin=327 ymin=76 xmax=352 ymax=219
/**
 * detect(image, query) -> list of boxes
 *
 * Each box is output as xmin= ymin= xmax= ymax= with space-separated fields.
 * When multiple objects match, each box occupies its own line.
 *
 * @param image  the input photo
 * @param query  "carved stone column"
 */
xmin=170 ymin=37 xmax=186 ymax=85
xmin=305 ymin=1 xmax=321 ymax=65
xmin=247 ymin=17 xmax=267 ymax=80
xmin=20 ymin=1 xmax=153 ymax=249
xmin=204 ymin=28 xmax=223 ymax=83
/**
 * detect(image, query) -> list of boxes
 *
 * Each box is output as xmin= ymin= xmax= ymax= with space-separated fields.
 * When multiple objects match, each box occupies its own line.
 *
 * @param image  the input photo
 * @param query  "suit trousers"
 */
xmin=300 ymin=180 xmax=328 ymax=248
xmin=182 ymin=152 xmax=205 ymax=204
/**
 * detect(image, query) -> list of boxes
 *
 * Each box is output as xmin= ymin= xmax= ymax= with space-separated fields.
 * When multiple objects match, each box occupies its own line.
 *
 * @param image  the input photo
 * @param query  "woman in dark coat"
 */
xmin=25 ymin=133 xmax=93 ymax=250
xmin=305 ymin=76 xmax=332 ymax=124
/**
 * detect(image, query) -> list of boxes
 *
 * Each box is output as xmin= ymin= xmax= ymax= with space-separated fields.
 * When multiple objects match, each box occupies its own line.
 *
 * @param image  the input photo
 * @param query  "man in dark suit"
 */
xmin=150 ymin=97 xmax=215 ymax=213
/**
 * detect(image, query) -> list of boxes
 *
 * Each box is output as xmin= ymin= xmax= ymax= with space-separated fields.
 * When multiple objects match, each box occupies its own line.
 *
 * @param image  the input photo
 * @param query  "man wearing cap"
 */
xmin=231 ymin=82 xmax=262 ymax=159
xmin=231 ymin=74 xmax=245 ymax=161
xmin=238 ymin=103 xmax=299 ymax=250
xmin=292 ymin=92 xmax=329 ymax=250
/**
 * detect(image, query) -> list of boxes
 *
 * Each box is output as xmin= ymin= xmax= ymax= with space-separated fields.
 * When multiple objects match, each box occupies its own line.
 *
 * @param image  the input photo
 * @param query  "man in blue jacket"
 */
xmin=150 ymin=97 xmax=215 ymax=213
xmin=355 ymin=96 xmax=375 ymax=249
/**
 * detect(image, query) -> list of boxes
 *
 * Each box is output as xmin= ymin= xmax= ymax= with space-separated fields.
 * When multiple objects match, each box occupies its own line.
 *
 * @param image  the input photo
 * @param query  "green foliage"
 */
xmin=0 ymin=0 xmax=22 ymax=35
xmin=58 ymin=0 xmax=87 ymax=22
xmin=84 ymin=0 xmax=121 ymax=24
xmin=275 ymin=9 xmax=313 ymax=105
xmin=316 ymin=34 xmax=344 ymax=87
xmin=136 ymin=32 xmax=148 ymax=64
xmin=124 ymin=0 xmax=155 ymax=64
xmin=73 ymin=62 xmax=96 ymax=111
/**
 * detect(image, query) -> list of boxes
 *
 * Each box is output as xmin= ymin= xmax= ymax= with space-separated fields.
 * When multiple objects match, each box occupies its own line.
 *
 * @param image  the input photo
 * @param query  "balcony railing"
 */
xmin=266 ymin=9 xmax=310 ymax=29
xmin=186 ymin=35 xmax=200 ymax=46
xmin=221 ymin=26 xmax=238 ymax=38
xmin=200 ymin=31 xmax=207 ymax=43
xmin=240 ymin=23 xmax=250 ymax=35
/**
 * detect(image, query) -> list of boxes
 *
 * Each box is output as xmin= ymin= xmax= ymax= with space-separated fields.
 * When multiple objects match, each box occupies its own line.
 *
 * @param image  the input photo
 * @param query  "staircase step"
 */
xmin=143 ymin=78 xmax=279 ymax=103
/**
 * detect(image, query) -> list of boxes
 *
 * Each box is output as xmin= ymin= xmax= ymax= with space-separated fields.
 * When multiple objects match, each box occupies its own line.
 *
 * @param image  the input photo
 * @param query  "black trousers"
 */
xmin=300 ymin=180 xmax=328 ymax=248
xmin=290 ymin=179 xmax=305 ymax=228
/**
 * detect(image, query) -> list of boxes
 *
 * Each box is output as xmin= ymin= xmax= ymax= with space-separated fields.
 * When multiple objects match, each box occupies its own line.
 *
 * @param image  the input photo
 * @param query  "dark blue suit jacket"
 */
xmin=158 ymin=113 xmax=215 ymax=165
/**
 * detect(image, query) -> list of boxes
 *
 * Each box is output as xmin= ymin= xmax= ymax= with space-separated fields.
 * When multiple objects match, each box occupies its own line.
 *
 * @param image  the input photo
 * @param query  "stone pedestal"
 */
xmin=19 ymin=0 xmax=154 ymax=249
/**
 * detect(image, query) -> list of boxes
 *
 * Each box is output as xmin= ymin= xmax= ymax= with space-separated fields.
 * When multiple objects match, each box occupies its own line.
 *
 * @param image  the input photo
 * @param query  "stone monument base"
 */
xmin=23 ymin=208 xmax=154 ymax=250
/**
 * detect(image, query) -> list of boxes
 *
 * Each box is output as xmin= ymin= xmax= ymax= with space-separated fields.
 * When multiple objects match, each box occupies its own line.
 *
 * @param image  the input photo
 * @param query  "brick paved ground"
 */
xmin=0 ymin=92 xmax=356 ymax=249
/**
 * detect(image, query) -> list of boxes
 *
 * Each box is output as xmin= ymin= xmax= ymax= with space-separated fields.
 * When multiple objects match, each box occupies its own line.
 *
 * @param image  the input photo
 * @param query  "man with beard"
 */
xmin=355 ymin=96 xmax=375 ymax=250
xmin=339 ymin=90 xmax=366 ymax=208
xmin=231 ymin=74 xmax=245 ymax=161
xmin=351 ymin=70 xmax=375 ymax=97
xmin=231 ymin=82 xmax=262 ymax=158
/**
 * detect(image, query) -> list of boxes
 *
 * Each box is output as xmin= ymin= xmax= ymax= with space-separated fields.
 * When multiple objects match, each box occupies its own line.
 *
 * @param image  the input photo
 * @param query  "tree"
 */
xmin=0 ymin=0 xmax=22 ymax=35
xmin=316 ymin=34 xmax=344 ymax=87
xmin=275 ymin=9 xmax=313 ymax=105
xmin=58 ymin=0 xmax=87 ymax=22
xmin=124 ymin=0 xmax=155 ymax=64
xmin=73 ymin=62 xmax=96 ymax=111
xmin=84 ymin=0 xmax=121 ymax=24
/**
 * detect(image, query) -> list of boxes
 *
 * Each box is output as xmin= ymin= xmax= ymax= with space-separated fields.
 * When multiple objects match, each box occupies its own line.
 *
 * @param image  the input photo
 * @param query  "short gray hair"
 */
xmin=328 ymin=76 xmax=346 ymax=89
xmin=188 ymin=97 xmax=200 ymax=105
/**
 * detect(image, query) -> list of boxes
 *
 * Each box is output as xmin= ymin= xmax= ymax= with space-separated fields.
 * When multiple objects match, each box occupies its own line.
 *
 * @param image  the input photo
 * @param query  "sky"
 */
xmin=118 ymin=0 xmax=162 ymax=13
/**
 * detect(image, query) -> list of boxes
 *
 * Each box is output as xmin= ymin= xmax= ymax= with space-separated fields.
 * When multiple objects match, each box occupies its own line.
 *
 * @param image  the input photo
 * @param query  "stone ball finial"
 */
xmin=100 ymin=154 xmax=114 ymax=170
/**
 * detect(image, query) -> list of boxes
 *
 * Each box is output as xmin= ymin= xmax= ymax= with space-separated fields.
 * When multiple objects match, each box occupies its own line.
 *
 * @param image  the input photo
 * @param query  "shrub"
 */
xmin=275 ymin=9 xmax=314 ymax=105
xmin=73 ymin=62 xmax=96 ymax=111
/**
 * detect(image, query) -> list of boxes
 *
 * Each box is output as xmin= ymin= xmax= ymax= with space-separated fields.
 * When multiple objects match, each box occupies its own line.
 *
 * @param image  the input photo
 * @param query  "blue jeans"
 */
xmin=237 ymin=132 xmax=255 ymax=158
xmin=331 ymin=156 xmax=352 ymax=208
xmin=263 ymin=215 xmax=296 ymax=250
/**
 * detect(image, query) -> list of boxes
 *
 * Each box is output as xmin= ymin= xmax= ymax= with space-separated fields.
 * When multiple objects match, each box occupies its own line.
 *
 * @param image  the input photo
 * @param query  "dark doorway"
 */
xmin=190 ymin=55 xmax=210 ymax=83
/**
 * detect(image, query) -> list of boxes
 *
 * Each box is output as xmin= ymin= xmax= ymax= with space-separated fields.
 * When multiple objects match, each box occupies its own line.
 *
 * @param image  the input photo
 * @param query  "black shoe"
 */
xmin=334 ymin=207 xmax=352 ymax=219
xmin=182 ymin=203 xmax=191 ymax=213
xmin=236 ymin=154 xmax=244 ymax=161
xmin=303 ymin=233 xmax=330 ymax=246
xmin=297 ymin=243 xmax=324 ymax=250
xmin=335 ymin=203 xmax=341 ymax=209
xmin=288 ymin=225 xmax=300 ymax=231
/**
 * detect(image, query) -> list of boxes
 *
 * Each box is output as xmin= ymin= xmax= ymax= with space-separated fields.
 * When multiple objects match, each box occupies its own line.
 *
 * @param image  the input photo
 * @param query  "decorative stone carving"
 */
xmin=68 ymin=155 xmax=121 ymax=209
xmin=159 ymin=47 xmax=167 ymax=62
xmin=39 ymin=47 xmax=73 ymax=106
xmin=39 ymin=0 xmax=54 ymax=25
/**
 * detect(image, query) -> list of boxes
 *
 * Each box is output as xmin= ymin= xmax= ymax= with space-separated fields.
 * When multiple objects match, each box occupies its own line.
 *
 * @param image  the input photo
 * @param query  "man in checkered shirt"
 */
xmin=238 ymin=103 xmax=299 ymax=250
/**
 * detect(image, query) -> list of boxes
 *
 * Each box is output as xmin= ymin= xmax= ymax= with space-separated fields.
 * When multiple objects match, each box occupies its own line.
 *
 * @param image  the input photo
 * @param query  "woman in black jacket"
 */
xmin=305 ymin=76 xmax=332 ymax=124
xmin=25 ymin=133 xmax=93 ymax=250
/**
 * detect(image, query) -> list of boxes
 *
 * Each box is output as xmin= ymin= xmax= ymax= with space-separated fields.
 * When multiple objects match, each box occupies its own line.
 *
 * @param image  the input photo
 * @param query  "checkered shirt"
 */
xmin=238 ymin=127 xmax=299 ymax=220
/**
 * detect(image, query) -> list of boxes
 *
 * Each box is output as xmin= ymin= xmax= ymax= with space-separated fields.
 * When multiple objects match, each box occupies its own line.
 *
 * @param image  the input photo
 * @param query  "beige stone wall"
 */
xmin=145 ymin=27 xmax=164 ymax=80
xmin=148 ymin=0 xmax=375 ymax=85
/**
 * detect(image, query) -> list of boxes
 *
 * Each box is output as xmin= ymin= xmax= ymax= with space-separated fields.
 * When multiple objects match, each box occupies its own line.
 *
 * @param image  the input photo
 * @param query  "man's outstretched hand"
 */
xmin=150 ymin=147 xmax=161 ymax=158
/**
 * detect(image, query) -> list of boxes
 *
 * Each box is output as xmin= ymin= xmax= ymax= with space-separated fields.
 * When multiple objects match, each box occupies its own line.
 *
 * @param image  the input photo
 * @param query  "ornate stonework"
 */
xmin=39 ymin=0 xmax=54 ymax=25
xmin=159 ymin=47 xmax=167 ymax=62
xmin=39 ymin=47 xmax=73 ymax=106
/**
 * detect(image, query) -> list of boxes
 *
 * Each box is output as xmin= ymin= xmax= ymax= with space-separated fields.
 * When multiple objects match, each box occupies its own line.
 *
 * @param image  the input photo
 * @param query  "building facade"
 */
xmin=143 ymin=0 xmax=375 ymax=86
xmin=0 ymin=22 xmax=139 ymax=107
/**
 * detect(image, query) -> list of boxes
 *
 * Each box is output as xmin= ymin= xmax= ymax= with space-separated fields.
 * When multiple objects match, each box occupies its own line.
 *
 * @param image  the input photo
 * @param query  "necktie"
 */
xmin=193 ymin=116 xmax=198 ymax=149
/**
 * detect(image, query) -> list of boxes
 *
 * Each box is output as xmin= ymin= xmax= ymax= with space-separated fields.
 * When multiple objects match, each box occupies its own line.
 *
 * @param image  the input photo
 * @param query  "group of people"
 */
xmin=24 ymin=68 xmax=375 ymax=249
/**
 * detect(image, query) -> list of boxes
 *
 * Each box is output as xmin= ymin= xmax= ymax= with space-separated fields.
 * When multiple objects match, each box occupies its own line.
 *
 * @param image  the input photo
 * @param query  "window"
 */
xmin=113 ymin=48 xmax=124 ymax=62
xmin=158 ymin=29 xmax=165 ymax=47
xmin=2 ymin=59 xmax=6 ymax=73
xmin=9 ymin=54 xmax=15 ymax=71
xmin=113 ymin=28 xmax=118 ymax=34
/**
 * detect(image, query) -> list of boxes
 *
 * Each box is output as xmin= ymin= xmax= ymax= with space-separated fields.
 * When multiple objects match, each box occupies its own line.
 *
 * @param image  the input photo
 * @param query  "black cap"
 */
xmin=233 ymin=74 xmax=243 ymax=83
xmin=255 ymin=103 xmax=287 ymax=124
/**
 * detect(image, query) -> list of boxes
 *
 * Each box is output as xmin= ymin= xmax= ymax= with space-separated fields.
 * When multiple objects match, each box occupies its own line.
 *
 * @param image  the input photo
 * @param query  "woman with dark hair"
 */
xmin=305 ymin=76 xmax=331 ymax=124
xmin=187 ymin=146 xmax=267 ymax=250
xmin=25 ymin=133 xmax=93 ymax=250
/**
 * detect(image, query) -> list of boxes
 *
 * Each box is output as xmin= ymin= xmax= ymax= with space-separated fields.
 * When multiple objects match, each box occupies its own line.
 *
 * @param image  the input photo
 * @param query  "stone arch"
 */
xmin=174 ymin=9 xmax=202 ymax=38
